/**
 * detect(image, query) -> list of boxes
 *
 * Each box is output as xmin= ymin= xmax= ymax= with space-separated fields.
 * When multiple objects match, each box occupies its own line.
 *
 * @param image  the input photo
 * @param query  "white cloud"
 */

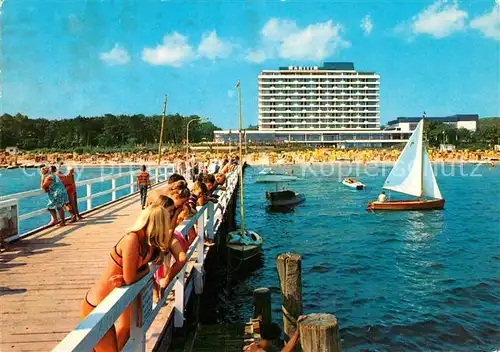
xmin=399 ymin=0 xmax=468 ymax=39
xmin=198 ymin=30 xmax=233 ymax=59
xmin=227 ymin=90 xmax=235 ymax=98
xmin=470 ymin=5 xmax=500 ymax=41
xmin=246 ymin=49 xmax=267 ymax=63
xmin=361 ymin=15 xmax=374 ymax=36
xmin=247 ymin=18 xmax=349 ymax=62
xmin=142 ymin=32 xmax=194 ymax=67
xmin=99 ymin=44 xmax=130 ymax=65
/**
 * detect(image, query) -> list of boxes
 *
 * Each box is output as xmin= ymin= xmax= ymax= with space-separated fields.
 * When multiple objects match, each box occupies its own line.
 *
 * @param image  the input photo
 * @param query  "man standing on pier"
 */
xmin=136 ymin=165 xmax=151 ymax=209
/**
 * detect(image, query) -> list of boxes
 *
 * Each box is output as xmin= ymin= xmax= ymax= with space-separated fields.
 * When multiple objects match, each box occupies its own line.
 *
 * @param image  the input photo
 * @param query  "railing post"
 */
xmin=130 ymin=174 xmax=134 ymax=193
xmin=197 ymin=211 xmax=205 ymax=266
xmin=164 ymin=166 xmax=168 ymax=181
xmin=155 ymin=168 xmax=159 ymax=184
xmin=194 ymin=211 xmax=205 ymax=295
xmin=207 ymin=201 xmax=215 ymax=241
xmin=86 ymin=184 xmax=92 ymax=210
xmin=130 ymin=297 xmax=146 ymax=352
xmin=111 ymin=178 xmax=117 ymax=201
xmin=174 ymin=267 xmax=186 ymax=328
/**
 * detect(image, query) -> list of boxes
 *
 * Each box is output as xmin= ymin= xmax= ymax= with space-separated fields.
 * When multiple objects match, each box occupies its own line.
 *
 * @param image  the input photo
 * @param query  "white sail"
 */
xmin=422 ymin=148 xmax=443 ymax=199
xmin=383 ymin=120 xmax=423 ymax=197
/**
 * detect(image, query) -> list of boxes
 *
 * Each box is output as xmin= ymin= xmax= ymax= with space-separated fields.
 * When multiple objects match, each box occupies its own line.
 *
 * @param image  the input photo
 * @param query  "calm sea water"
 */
xmin=0 ymin=166 xmax=150 ymax=233
xmin=202 ymin=163 xmax=500 ymax=351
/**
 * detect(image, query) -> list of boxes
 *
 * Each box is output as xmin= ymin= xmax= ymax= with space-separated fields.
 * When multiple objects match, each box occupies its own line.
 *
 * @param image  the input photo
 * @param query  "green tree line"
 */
xmin=0 ymin=113 xmax=220 ymax=151
xmin=423 ymin=118 xmax=500 ymax=149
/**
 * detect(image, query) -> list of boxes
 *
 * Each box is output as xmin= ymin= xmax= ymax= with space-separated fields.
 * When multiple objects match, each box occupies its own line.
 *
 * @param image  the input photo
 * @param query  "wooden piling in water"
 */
xmin=299 ymin=313 xmax=340 ymax=352
xmin=276 ymin=253 xmax=303 ymax=340
xmin=252 ymin=287 xmax=272 ymax=328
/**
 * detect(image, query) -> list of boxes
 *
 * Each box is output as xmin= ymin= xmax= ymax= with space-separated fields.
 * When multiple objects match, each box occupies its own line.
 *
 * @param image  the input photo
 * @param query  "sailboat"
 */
xmin=367 ymin=117 xmax=445 ymax=211
xmin=226 ymin=80 xmax=264 ymax=262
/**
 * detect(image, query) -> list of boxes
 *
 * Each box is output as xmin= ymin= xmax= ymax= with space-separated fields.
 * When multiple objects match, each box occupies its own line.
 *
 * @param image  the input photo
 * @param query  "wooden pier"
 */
xmin=0 ymin=169 xmax=240 ymax=352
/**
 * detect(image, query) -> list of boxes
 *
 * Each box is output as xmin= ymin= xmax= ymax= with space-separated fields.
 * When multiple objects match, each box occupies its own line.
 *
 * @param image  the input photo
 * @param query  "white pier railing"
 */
xmin=53 ymin=169 xmax=239 ymax=352
xmin=0 ymin=165 xmax=175 ymax=241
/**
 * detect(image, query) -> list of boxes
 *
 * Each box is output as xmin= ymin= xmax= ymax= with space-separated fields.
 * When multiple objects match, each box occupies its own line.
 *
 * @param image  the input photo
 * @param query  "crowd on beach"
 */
xmin=2 ymin=147 xmax=499 ymax=170
xmin=249 ymin=148 xmax=500 ymax=165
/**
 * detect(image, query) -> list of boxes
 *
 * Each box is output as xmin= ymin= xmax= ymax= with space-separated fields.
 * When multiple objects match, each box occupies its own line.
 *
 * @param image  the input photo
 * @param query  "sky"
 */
xmin=1 ymin=0 xmax=499 ymax=129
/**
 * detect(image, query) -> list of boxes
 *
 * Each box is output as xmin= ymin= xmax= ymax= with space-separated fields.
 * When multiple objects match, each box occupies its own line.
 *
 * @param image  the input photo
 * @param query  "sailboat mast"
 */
xmin=420 ymin=112 xmax=425 ymax=198
xmin=237 ymin=82 xmax=245 ymax=237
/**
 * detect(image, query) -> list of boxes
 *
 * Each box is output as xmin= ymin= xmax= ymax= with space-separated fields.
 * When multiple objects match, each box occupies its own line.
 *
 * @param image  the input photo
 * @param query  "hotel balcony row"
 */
xmin=260 ymin=113 xmax=379 ymax=118
xmin=260 ymin=110 xmax=379 ymax=115
xmin=259 ymin=117 xmax=379 ymax=123
xmin=259 ymin=116 xmax=379 ymax=125
xmin=259 ymin=124 xmax=379 ymax=130
xmin=259 ymin=107 xmax=379 ymax=112
xmin=259 ymin=97 xmax=379 ymax=103
xmin=259 ymin=74 xmax=380 ymax=80
xmin=258 ymin=101 xmax=379 ymax=106
xmin=259 ymin=122 xmax=380 ymax=130
xmin=259 ymin=91 xmax=380 ymax=96
xmin=258 ymin=85 xmax=379 ymax=90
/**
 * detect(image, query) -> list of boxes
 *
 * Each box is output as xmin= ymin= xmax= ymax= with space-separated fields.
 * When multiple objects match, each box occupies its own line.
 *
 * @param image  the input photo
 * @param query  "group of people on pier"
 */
xmin=40 ymin=165 xmax=82 ymax=227
xmin=81 ymin=156 xmax=237 ymax=351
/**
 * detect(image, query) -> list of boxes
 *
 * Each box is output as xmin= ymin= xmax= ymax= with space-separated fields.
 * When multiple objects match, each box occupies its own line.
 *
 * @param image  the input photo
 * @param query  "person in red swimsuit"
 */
xmin=81 ymin=199 xmax=186 ymax=351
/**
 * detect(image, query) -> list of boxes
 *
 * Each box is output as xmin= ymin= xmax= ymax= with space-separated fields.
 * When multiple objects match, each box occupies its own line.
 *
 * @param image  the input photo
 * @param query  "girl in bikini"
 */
xmin=81 ymin=200 xmax=186 ymax=351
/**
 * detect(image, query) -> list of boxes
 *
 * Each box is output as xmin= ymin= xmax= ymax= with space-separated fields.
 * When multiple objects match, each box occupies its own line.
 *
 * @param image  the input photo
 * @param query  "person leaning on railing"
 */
xmin=145 ymin=173 xmax=185 ymax=208
xmin=153 ymin=181 xmax=191 ymax=301
xmin=40 ymin=166 xmax=73 ymax=227
xmin=80 ymin=199 xmax=186 ymax=351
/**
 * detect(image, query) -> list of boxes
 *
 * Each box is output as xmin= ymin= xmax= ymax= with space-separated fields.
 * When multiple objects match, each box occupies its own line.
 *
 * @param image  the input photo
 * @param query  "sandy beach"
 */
xmin=2 ymin=148 xmax=499 ymax=169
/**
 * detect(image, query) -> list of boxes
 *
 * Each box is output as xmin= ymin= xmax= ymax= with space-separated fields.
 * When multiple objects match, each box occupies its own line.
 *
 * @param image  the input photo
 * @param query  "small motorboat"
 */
xmin=256 ymin=168 xmax=298 ymax=183
xmin=266 ymin=190 xmax=305 ymax=207
xmin=342 ymin=178 xmax=365 ymax=190
xmin=258 ymin=168 xmax=276 ymax=175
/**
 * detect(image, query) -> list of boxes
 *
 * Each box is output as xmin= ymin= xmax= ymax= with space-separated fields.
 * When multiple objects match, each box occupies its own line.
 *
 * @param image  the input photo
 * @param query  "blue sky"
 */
xmin=1 ymin=0 xmax=499 ymax=129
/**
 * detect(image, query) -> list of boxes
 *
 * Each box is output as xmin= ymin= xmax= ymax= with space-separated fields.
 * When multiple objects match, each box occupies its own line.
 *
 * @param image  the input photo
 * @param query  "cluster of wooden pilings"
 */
xmin=252 ymin=253 xmax=340 ymax=352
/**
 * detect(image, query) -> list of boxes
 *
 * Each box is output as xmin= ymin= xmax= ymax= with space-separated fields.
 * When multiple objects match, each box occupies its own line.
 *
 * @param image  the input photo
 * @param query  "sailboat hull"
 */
xmin=367 ymin=199 xmax=445 ymax=211
xmin=226 ymin=230 xmax=263 ymax=262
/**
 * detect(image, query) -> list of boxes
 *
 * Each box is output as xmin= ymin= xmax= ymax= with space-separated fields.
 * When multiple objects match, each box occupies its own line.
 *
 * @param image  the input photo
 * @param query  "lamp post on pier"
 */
xmin=186 ymin=118 xmax=208 ymax=156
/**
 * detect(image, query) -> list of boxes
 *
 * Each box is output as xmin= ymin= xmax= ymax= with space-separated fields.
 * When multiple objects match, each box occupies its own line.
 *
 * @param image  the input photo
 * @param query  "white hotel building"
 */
xmin=215 ymin=62 xmax=411 ymax=148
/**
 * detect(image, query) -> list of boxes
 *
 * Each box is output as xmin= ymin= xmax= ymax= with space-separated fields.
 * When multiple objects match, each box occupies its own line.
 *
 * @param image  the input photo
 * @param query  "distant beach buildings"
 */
xmin=214 ymin=62 xmax=477 ymax=148
xmin=386 ymin=114 xmax=478 ymax=133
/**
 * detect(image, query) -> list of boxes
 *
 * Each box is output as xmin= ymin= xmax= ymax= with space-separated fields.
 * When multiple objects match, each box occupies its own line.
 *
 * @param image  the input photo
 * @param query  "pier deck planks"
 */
xmin=0 ymin=195 xmax=164 ymax=351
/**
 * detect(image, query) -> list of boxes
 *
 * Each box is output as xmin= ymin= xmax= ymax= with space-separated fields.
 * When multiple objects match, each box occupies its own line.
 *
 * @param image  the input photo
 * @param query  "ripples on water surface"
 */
xmin=202 ymin=164 xmax=500 ymax=351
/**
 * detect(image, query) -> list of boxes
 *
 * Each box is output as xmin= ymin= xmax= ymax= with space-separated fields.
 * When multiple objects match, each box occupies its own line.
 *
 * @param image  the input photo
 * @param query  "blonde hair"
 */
xmin=129 ymin=204 xmax=171 ymax=252
xmin=149 ymin=194 xmax=174 ymax=208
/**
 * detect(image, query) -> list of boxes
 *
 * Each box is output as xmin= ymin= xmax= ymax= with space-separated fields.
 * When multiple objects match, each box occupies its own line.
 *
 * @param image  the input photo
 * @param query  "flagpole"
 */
xmin=237 ymin=81 xmax=245 ymax=237
xmin=157 ymin=95 xmax=167 ymax=165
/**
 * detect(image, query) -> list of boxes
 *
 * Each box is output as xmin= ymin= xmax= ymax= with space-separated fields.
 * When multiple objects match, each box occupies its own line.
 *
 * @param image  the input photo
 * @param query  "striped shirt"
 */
xmin=136 ymin=171 xmax=150 ymax=185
